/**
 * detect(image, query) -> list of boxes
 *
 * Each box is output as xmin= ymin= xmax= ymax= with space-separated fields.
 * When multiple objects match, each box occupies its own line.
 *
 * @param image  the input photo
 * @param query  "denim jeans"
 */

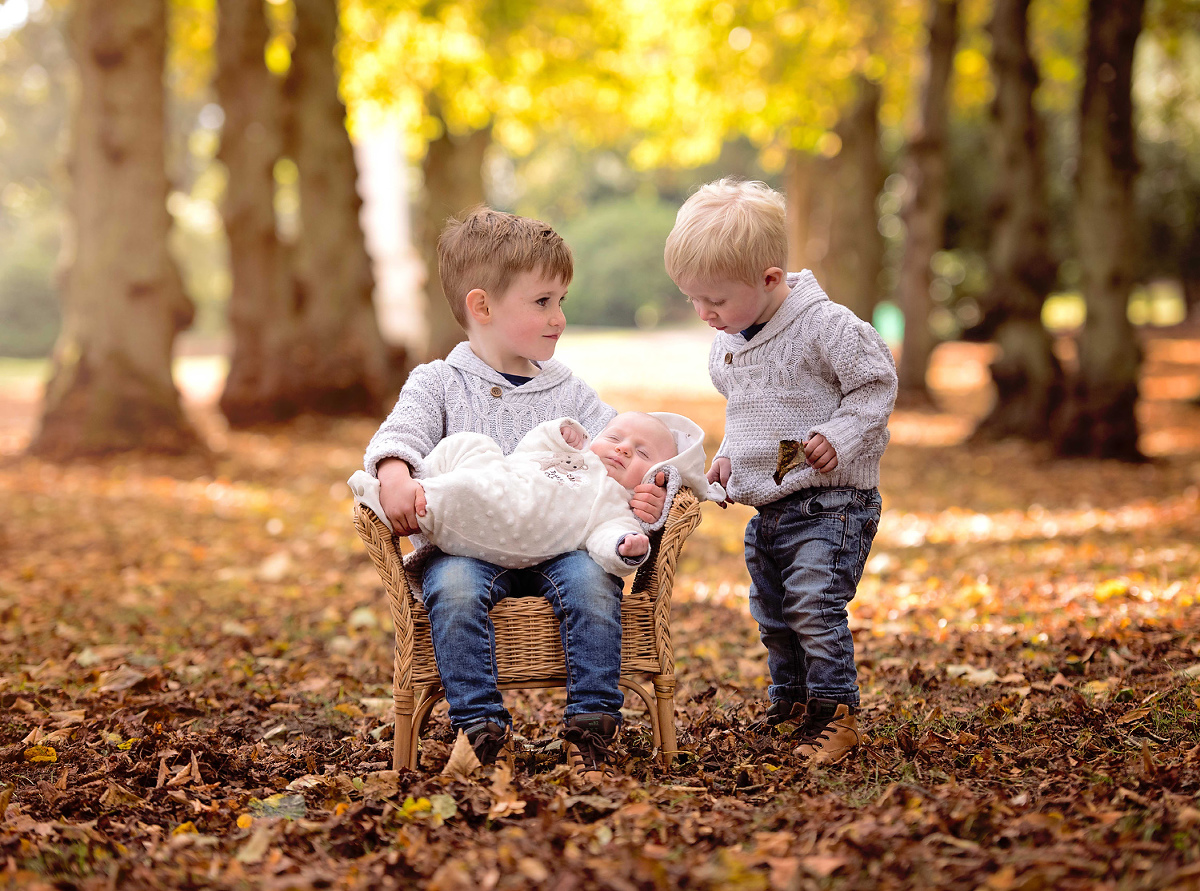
xmin=745 ymin=486 xmax=881 ymax=709
xmin=422 ymin=549 xmax=624 ymax=731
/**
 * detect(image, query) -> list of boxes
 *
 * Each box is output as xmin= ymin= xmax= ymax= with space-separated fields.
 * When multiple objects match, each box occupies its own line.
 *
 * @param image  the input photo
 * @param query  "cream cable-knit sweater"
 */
xmin=709 ymin=271 xmax=897 ymax=507
xmin=364 ymin=342 xmax=617 ymax=479
xmin=416 ymin=419 xmax=645 ymax=576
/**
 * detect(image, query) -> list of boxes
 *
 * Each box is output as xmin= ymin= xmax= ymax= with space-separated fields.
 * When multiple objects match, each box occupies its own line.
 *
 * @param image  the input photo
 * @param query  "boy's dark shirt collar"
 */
xmin=500 ymin=372 xmax=533 ymax=386
xmin=740 ymin=322 xmax=767 ymax=341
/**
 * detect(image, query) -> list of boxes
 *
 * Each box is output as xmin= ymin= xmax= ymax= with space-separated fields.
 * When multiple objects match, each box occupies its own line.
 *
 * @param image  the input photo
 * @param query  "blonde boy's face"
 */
xmin=470 ymin=269 xmax=569 ymax=374
xmin=590 ymin=413 xmax=676 ymax=490
xmin=677 ymin=269 xmax=786 ymax=333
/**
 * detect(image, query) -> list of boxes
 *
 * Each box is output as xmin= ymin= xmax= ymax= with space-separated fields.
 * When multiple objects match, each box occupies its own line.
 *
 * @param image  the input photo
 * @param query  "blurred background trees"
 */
xmin=0 ymin=0 xmax=1198 ymax=458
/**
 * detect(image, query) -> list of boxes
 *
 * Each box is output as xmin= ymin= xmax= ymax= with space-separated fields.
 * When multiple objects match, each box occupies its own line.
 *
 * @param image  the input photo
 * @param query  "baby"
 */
xmin=410 ymin=412 xmax=678 ymax=576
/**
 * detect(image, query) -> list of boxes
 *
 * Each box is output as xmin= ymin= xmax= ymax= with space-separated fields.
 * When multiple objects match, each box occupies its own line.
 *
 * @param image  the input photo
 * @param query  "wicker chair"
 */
xmin=351 ymin=488 xmax=702 ymax=771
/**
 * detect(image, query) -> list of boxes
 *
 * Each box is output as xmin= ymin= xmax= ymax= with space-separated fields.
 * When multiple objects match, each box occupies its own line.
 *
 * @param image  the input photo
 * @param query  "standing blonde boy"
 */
xmin=364 ymin=208 xmax=667 ymax=782
xmin=665 ymin=179 xmax=897 ymax=764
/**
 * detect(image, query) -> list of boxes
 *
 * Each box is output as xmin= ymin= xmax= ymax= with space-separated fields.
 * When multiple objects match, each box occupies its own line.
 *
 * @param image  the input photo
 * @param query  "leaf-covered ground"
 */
xmin=2 ymin=332 xmax=1200 ymax=890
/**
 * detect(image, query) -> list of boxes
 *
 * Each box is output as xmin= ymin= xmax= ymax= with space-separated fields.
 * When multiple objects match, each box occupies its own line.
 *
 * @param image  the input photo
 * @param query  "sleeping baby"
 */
xmin=410 ymin=412 xmax=678 ymax=576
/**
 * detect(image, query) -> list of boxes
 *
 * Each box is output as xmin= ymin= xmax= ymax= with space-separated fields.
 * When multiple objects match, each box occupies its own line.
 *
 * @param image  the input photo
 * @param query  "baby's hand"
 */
xmin=631 ymin=470 xmax=668 ymax=524
xmin=804 ymin=434 xmax=839 ymax=473
xmin=707 ymin=456 xmax=731 ymax=508
xmin=560 ymin=423 xmax=586 ymax=449
xmin=619 ymin=533 xmax=650 ymax=558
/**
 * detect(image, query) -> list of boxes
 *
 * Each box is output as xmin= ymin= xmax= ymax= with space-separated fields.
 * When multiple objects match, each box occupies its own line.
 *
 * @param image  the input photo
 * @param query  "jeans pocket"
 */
xmin=801 ymin=487 xmax=858 ymax=518
xmin=855 ymin=516 xmax=879 ymax=584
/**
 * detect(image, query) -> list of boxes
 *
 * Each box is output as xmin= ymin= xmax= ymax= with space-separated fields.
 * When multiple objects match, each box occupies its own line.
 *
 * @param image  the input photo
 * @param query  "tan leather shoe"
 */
xmin=563 ymin=713 xmax=620 ymax=785
xmin=792 ymin=699 xmax=860 ymax=765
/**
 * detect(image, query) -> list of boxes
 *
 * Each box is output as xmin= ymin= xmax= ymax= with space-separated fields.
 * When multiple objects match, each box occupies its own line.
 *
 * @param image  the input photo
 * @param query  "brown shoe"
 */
xmin=466 ymin=720 xmax=514 ymax=770
xmin=750 ymin=698 xmax=806 ymax=731
xmin=792 ymin=698 xmax=860 ymax=765
xmin=562 ymin=713 xmax=620 ymax=785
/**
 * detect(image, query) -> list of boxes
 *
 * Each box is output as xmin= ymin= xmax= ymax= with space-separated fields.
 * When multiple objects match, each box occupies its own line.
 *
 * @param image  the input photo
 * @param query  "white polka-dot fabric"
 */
xmin=417 ymin=419 xmax=646 ymax=576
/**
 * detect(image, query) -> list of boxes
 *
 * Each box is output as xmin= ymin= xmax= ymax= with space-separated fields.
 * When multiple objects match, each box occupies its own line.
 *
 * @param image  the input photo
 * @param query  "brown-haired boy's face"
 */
xmin=471 ymin=269 xmax=569 ymax=375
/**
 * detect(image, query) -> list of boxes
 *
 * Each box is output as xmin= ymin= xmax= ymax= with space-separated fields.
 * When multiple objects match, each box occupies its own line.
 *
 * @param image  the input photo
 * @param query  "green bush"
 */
xmin=0 ymin=259 xmax=60 ymax=358
xmin=558 ymin=197 xmax=690 ymax=328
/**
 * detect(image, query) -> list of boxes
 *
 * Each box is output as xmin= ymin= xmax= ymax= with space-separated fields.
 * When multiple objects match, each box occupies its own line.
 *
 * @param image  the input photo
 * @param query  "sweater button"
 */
xmin=490 ymin=386 xmax=502 ymax=397
xmin=724 ymin=352 xmax=733 ymax=364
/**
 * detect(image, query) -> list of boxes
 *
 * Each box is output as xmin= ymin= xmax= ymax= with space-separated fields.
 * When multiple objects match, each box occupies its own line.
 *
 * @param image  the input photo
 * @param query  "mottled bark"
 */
xmin=281 ymin=0 xmax=387 ymax=417
xmin=820 ymin=76 xmax=886 ymax=322
xmin=972 ymin=0 xmax=1063 ymax=441
xmin=417 ymin=120 xmax=490 ymax=361
xmin=215 ymin=0 xmax=292 ymax=425
xmin=784 ymin=149 xmax=820 ymax=275
xmin=31 ymin=0 xmax=200 ymax=460
xmin=896 ymin=0 xmax=958 ymax=402
xmin=1055 ymin=0 xmax=1144 ymax=460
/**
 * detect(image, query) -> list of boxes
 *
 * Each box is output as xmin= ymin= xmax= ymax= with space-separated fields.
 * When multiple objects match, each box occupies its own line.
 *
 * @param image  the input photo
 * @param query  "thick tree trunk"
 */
xmin=31 ymin=1 xmax=200 ymax=460
xmin=820 ymin=76 xmax=886 ymax=322
xmin=972 ymin=0 xmax=1063 ymax=441
xmin=417 ymin=120 xmax=491 ymax=361
xmin=1055 ymin=0 xmax=1144 ymax=460
xmin=896 ymin=0 xmax=958 ymax=403
xmin=784 ymin=149 xmax=820 ymax=275
xmin=282 ymin=0 xmax=387 ymax=416
xmin=215 ymin=0 xmax=293 ymax=425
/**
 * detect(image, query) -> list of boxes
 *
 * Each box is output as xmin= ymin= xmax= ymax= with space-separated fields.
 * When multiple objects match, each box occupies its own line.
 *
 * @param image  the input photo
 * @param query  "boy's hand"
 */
xmin=377 ymin=459 xmax=427 ymax=535
xmin=619 ymin=533 xmax=650 ymax=558
xmin=707 ymin=457 xmax=731 ymax=508
xmin=630 ymin=470 xmax=668 ymax=524
xmin=560 ymin=423 xmax=586 ymax=449
xmin=804 ymin=434 xmax=839 ymax=473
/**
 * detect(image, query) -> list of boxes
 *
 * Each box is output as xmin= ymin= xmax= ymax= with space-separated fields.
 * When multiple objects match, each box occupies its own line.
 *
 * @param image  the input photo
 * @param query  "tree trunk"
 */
xmin=215 ymin=0 xmax=293 ymax=425
xmin=896 ymin=0 xmax=958 ymax=403
xmin=784 ymin=149 xmax=820 ymax=274
xmin=1055 ymin=0 xmax=1144 ymax=460
xmin=820 ymin=76 xmax=885 ymax=321
xmin=972 ymin=0 xmax=1063 ymax=441
xmin=282 ymin=0 xmax=387 ymax=416
xmin=31 ymin=1 xmax=200 ymax=460
xmin=417 ymin=119 xmax=491 ymax=361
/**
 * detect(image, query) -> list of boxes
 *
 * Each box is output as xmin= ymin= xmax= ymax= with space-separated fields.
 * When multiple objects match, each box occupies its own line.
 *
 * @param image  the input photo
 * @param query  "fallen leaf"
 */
xmin=1117 ymin=707 xmax=1152 ymax=725
xmin=97 ymin=665 xmax=147 ymax=693
xmin=235 ymin=824 xmax=274 ymax=864
xmin=441 ymin=730 xmax=481 ymax=782
xmin=99 ymin=783 xmax=144 ymax=808
xmin=248 ymin=793 xmax=306 ymax=820
xmin=23 ymin=746 xmax=56 ymax=763
xmin=801 ymin=855 xmax=846 ymax=878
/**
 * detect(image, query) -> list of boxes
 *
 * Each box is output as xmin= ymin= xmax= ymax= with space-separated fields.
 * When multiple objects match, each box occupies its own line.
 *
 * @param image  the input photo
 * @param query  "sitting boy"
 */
xmin=412 ymin=412 xmax=677 ymax=575
xmin=362 ymin=208 xmax=670 ymax=783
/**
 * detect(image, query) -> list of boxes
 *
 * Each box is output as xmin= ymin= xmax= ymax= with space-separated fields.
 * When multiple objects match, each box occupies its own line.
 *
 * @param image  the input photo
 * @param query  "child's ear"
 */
xmin=464 ymin=288 xmax=491 ymax=325
xmin=763 ymin=267 xmax=786 ymax=290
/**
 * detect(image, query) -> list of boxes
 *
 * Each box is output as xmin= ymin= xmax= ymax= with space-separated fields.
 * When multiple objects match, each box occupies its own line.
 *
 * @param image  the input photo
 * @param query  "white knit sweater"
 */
xmin=364 ymin=342 xmax=617 ymax=478
xmin=417 ymin=419 xmax=645 ymax=576
xmin=710 ymin=271 xmax=897 ymax=507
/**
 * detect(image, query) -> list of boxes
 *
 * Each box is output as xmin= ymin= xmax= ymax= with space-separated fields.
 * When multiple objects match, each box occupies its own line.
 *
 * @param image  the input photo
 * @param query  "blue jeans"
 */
xmin=422 ymin=549 xmax=624 ymax=731
xmin=745 ymin=486 xmax=881 ymax=709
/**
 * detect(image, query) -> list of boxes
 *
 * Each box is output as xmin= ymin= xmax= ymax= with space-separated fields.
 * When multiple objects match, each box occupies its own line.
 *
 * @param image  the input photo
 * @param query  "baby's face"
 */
xmin=590 ymin=413 xmax=676 ymax=489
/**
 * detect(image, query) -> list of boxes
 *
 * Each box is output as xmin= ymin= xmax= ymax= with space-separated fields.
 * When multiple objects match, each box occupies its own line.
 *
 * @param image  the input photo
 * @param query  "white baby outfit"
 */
xmin=416 ymin=419 xmax=643 ymax=576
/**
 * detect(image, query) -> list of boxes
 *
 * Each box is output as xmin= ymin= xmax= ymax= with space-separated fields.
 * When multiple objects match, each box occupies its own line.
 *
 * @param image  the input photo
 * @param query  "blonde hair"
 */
xmin=664 ymin=178 xmax=788 ymax=286
xmin=437 ymin=207 xmax=573 ymax=328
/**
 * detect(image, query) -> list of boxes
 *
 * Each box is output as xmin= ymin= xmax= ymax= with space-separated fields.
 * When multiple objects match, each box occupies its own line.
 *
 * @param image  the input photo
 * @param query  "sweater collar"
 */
xmin=720 ymin=270 xmax=827 ymax=350
xmin=445 ymin=341 xmax=574 ymax=391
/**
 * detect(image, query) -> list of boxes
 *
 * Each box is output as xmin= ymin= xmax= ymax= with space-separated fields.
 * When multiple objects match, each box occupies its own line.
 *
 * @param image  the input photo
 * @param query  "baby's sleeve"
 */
xmin=584 ymin=484 xmax=648 ymax=577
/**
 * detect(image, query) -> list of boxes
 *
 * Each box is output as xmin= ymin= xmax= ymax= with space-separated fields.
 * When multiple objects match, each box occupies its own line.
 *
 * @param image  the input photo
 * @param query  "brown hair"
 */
xmin=437 ymin=207 xmax=574 ymax=328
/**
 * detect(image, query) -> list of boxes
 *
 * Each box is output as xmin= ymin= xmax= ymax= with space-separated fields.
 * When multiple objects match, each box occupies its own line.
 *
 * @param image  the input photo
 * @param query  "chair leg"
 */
xmin=393 ymin=689 xmax=416 ymax=771
xmin=654 ymin=675 xmax=677 ymax=768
